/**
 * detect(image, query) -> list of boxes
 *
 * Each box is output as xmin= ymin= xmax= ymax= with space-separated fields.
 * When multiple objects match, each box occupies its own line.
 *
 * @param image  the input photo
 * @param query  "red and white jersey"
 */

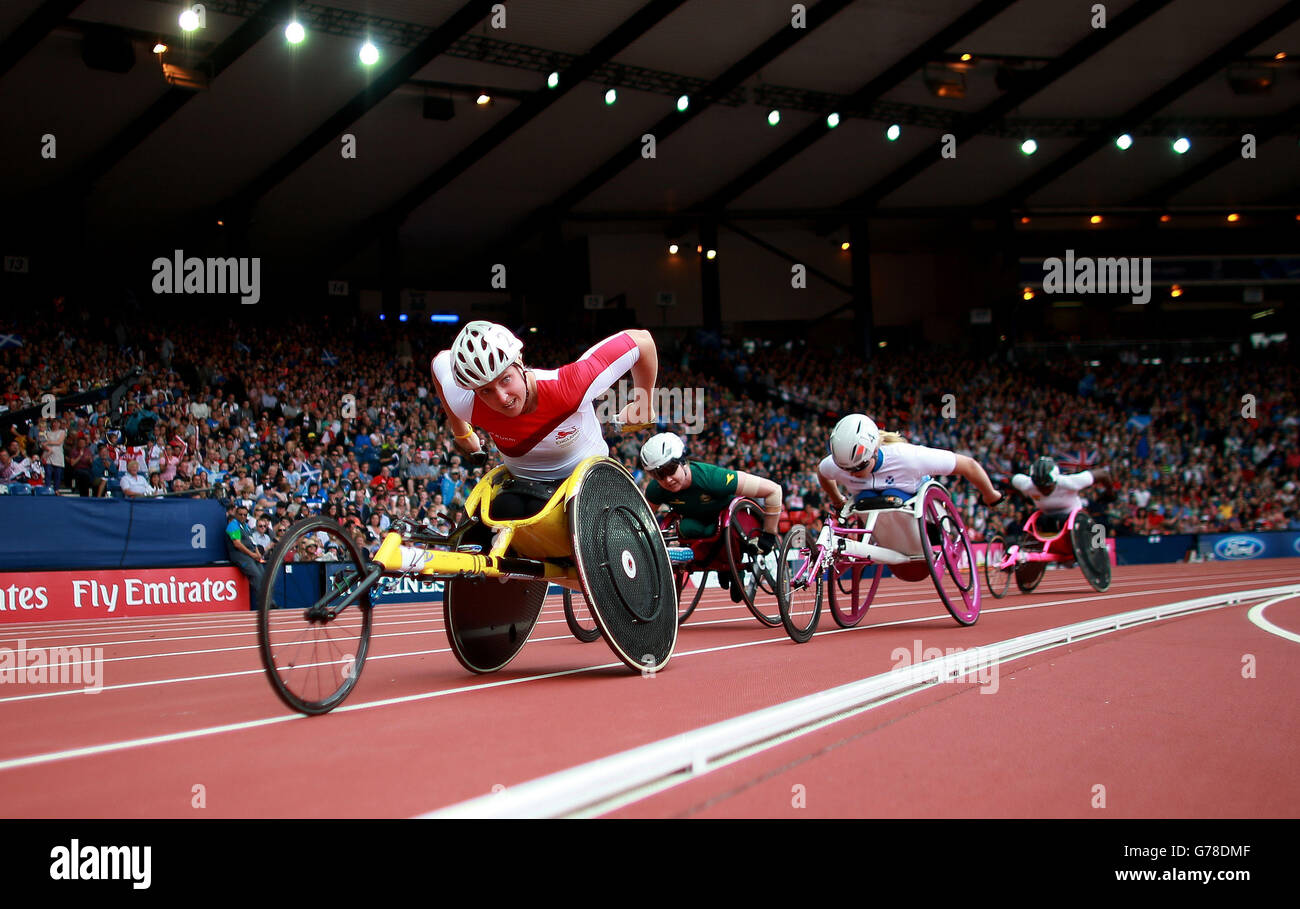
xmin=432 ymin=332 xmax=640 ymax=482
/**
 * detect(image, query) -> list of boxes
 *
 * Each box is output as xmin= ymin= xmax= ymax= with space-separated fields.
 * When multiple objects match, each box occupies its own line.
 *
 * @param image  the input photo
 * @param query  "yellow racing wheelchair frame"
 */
xmin=257 ymin=453 xmax=679 ymax=715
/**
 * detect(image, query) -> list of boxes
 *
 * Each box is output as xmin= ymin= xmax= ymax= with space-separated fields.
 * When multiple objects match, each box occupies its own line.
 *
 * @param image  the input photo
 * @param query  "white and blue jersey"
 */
xmin=818 ymin=443 xmax=957 ymax=501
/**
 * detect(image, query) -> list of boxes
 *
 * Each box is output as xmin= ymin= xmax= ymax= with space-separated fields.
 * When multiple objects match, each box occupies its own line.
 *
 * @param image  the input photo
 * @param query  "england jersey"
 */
xmin=433 ymin=332 xmax=640 ymax=482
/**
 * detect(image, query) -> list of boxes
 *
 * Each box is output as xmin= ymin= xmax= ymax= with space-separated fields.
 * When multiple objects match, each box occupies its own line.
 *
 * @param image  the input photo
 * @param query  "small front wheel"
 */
xmin=777 ymin=525 xmax=823 ymax=643
xmin=258 ymin=517 xmax=375 ymax=715
xmin=562 ymin=587 xmax=601 ymax=642
xmin=983 ymin=533 xmax=1012 ymax=599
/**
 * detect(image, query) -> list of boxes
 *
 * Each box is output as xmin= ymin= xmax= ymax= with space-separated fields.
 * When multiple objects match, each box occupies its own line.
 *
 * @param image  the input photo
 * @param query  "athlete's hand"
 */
xmin=982 ymin=489 xmax=1005 ymax=507
xmin=468 ymin=450 xmax=488 ymax=469
xmin=616 ymin=396 xmax=655 ymax=428
xmin=755 ymin=530 xmax=778 ymax=555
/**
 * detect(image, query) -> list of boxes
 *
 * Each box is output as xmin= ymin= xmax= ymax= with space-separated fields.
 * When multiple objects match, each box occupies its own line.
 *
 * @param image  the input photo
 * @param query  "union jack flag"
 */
xmin=1057 ymin=447 xmax=1100 ymax=473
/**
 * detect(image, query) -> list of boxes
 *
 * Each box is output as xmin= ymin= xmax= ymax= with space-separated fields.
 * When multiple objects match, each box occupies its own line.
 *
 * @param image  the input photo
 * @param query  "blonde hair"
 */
xmin=879 ymin=430 xmax=906 ymax=445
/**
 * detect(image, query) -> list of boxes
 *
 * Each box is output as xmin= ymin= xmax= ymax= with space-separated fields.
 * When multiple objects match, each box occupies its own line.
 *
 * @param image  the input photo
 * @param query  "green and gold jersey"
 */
xmin=646 ymin=460 xmax=740 ymax=538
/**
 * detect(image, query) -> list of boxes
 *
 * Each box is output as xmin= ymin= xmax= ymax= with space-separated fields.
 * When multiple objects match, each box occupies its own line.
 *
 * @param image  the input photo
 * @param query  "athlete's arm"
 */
xmin=1010 ymin=473 xmax=1035 ymax=500
xmin=615 ymin=330 xmax=658 ymax=425
xmin=430 ymin=364 xmax=482 ymax=457
xmin=735 ymin=472 xmax=783 ymax=535
xmin=818 ymin=471 xmax=846 ymax=511
xmin=953 ymin=454 xmax=1001 ymax=505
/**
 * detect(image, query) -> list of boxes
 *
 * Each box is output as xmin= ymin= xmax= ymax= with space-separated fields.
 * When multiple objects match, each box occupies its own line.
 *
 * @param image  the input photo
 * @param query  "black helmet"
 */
xmin=1030 ymin=456 xmax=1058 ymax=493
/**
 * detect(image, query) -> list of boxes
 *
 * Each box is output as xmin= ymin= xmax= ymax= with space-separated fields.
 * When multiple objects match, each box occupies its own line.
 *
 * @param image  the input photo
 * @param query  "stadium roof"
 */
xmin=2 ymin=0 xmax=1298 ymax=274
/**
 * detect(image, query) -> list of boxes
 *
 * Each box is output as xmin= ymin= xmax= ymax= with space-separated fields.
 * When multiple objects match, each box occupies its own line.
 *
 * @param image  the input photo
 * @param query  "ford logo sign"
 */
xmin=1214 ymin=536 xmax=1265 ymax=560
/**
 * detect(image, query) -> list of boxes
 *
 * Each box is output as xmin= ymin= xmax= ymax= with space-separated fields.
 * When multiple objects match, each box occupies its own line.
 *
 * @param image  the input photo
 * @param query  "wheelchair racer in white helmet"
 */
xmin=430 ymin=321 xmax=659 ymax=522
xmin=818 ymin=413 xmax=1003 ymax=557
xmin=641 ymin=431 xmax=783 ymax=603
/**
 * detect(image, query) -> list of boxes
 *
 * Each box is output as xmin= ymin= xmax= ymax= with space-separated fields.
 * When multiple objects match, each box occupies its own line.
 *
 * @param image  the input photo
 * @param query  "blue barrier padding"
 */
xmin=0 ymin=497 xmax=231 ymax=571
xmin=1115 ymin=534 xmax=1197 ymax=566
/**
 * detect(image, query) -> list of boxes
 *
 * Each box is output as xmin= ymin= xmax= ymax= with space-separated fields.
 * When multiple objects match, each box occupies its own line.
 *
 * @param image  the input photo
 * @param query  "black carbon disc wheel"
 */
xmin=1070 ymin=512 xmax=1113 ymax=592
xmin=445 ymin=577 xmax=547 ymax=674
xmin=258 ymin=517 xmax=374 ymax=715
xmin=569 ymin=460 xmax=677 ymax=673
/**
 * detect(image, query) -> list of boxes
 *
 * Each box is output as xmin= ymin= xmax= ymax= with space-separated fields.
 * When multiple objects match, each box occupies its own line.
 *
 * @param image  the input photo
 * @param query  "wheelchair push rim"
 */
xmin=258 ymin=516 xmax=376 ymax=715
xmin=828 ymin=559 xmax=881 ymax=628
xmin=917 ymin=484 xmax=980 ymax=626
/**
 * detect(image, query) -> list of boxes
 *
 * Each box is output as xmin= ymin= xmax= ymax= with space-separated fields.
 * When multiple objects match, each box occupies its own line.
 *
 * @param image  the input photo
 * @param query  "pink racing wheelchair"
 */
xmin=775 ymin=480 xmax=980 ymax=644
xmin=983 ymin=506 xmax=1112 ymax=597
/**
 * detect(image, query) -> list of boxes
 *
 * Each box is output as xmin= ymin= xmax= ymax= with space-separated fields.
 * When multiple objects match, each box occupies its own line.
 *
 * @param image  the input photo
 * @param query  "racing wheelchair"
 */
xmin=560 ymin=495 xmax=779 ymax=640
xmin=257 ymin=455 xmax=680 ymax=715
xmin=662 ymin=497 xmax=780 ymax=627
xmin=775 ymin=480 xmax=980 ymax=644
xmin=983 ymin=506 xmax=1111 ymax=597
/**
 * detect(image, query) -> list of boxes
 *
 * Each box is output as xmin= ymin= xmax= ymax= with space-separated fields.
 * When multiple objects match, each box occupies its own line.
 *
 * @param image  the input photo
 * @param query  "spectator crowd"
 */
xmin=2 ymin=308 xmax=1297 ymax=557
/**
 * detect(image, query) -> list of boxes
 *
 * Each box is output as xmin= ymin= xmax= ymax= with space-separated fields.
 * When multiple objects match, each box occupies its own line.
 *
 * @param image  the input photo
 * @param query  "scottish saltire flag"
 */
xmin=321 ymin=350 xmax=338 ymax=366
xmin=233 ymin=340 xmax=251 ymax=354
xmin=300 ymin=464 xmax=321 ymax=485
xmin=1057 ymin=447 xmax=1099 ymax=473
xmin=0 ymin=333 xmax=22 ymax=349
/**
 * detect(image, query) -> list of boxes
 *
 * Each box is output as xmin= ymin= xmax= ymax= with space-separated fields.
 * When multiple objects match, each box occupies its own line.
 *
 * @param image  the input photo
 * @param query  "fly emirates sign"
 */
xmin=0 ymin=567 xmax=249 ymax=622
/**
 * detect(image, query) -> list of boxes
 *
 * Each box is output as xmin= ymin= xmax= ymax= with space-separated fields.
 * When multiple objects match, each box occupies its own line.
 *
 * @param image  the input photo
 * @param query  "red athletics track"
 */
xmin=1 ymin=559 xmax=1297 ymax=818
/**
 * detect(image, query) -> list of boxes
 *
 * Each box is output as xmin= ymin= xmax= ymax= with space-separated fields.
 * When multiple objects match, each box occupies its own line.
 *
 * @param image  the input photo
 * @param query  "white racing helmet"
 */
xmin=829 ymin=413 xmax=880 ymax=471
xmin=640 ymin=432 xmax=685 ymax=471
xmin=449 ymin=321 xmax=524 ymax=389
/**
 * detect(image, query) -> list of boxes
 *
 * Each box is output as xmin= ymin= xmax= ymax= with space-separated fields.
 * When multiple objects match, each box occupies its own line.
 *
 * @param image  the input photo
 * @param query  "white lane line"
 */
xmin=0 ymin=562 xmax=1278 ymax=641
xmin=1 ymin=573 xmax=1291 ymax=705
xmin=1246 ymin=594 xmax=1300 ymax=644
xmin=426 ymin=583 xmax=1300 ymax=818
xmin=1 ymin=579 xmax=1291 ymax=773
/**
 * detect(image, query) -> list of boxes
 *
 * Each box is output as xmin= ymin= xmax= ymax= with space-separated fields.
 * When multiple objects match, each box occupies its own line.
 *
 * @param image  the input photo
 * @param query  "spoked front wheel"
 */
xmin=983 ymin=533 xmax=1012 ymax=599
xmin=777 ymin=524 xmax=823 ymax=643
xmin=258 ymin=517 xmax=376 ymax=715
xmin=563 ymin=586 xmax=601 ymax=642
